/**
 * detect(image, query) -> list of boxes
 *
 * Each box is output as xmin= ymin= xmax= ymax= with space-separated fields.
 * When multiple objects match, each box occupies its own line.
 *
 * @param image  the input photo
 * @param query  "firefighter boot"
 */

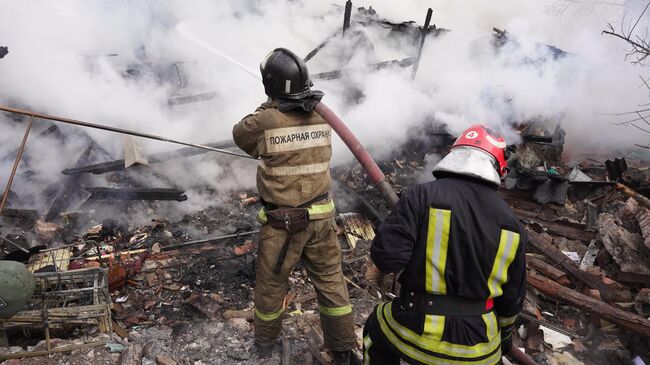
xmin=255 ymin=341 xmax=274 ymax=359
xmin=332 ymin=350 xmax=361 ymax=365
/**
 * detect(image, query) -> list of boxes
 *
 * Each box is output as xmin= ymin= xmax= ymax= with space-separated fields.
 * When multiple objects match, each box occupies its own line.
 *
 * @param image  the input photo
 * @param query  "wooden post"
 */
xmin=528 ymin=272 xmax=650 ymax=338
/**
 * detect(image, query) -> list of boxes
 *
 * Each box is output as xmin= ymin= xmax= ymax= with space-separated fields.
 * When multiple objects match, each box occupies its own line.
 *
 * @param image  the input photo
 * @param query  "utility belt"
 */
xmin=399 ymin=289 xmax=494 ymax=316
xmin=262 ymin=193 xmax=329 ymax=274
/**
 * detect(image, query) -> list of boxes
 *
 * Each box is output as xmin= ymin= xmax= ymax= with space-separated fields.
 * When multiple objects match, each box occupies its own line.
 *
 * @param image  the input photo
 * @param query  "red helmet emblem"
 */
xmin=453 ymin=125 xmax=508 ymax=176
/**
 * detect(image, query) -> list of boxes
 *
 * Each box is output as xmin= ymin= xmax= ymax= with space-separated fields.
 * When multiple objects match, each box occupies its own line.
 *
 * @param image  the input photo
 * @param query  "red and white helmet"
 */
xmin=432 ymin=125 xmax=508 ymax=186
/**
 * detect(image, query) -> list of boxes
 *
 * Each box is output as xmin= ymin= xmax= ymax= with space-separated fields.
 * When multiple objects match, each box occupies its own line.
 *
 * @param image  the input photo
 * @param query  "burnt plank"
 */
xmin=526 ymin=229 xmax=615 ymax=301
xmin=62 ymin=140 xmax=235 ymax=175
xmin=83 ymin=187 xmax=187 ymax=201
xmin=45 ymin=145 xmax=93 ymax=221
xmin=528 ymin=272 xmax=650 ymax=338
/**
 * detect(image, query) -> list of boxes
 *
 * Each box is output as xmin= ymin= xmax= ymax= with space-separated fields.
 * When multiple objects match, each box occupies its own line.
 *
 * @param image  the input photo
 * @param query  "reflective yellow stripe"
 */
xmin=425 ymin=208 xmax=451 ymax=294
xmin=381 ymin=302 xmax=500 ymax=357
xmin=487 ymin=230 xmax=520 ymax=297
xmin=376 ymin=303 xmax=502 ymax=365
xmin=319 ymin=304 xmax=352 ymax=316
xmin=308 ymin=199 xmax=335 ymax=216
xmin=259 ymin=160 xmax=329 ymax=176
xmin=257 ymin=200 xmax=335 ymax=223
xmin=483 ymin=312 xmax=499 ymax=340
xmin=255 ymin=307 xmax=284 ymax=322
xmin=498 ymin=314 xmax=518 ymax=327
xmin=363 ymin=334 xmax=372 ymax=365
xmin=422 ymin=314 xmax=444 ymax=341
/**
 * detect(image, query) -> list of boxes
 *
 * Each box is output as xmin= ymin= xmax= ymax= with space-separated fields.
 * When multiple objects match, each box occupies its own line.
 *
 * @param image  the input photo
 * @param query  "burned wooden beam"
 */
xmin=1 ymin=124 xmax=62 ymax=162
xmin=527 ymin=272 xmax=650 ymax=338
xmin=312 ymin=57 xmax=416 ymax=80
xmin=518 ymin=213 xmax=595 ymax=242
xmin=83 ymin=187 xmax=187 ymax=201
xmin=304 ymin=30 xmax=340 ymax=62
xmin=527 ymin=256 xmax=571 ymax=286
xmin=410 ymin=8 xmax=433 ymax=80
xmin=62 ymin=140 xmax=236 ymax=176
xmin=168 ymin=91 xmax=217 ymax=106
xmin=616 ymin=182 xmax=650 ymax=210
xmin=497 ymin=188 xmax=595 ymax=241
xmin=1 ymin=208 xmax=38 ymax=222
xmin=343 ymin=0 xmax=352 ymax=34
xmin=527 ymin=230 xmax=615 ymax=301
xmin=45 ymin=145 xmax=94 ymax=221
xmin=615 ymin=272 xmax=650 ymax=285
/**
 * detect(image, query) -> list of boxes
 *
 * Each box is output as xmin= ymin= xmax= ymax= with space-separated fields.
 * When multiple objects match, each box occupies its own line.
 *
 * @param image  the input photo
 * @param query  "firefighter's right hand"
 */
xmin=364 ymin=261 xmax=386 ymax=289
xmin=365 ymin=260 xmax=397 ymax=296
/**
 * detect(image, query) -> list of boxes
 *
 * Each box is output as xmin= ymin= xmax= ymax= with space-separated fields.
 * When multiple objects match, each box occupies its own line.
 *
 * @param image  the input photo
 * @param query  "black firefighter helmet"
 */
xmin=260 ymin=48 xmax=313 ymax=100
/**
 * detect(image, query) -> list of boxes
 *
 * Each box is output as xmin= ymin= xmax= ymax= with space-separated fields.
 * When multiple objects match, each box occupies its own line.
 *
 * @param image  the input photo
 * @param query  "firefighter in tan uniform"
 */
xmin=233 ymin=48 xmax=358 ymax=365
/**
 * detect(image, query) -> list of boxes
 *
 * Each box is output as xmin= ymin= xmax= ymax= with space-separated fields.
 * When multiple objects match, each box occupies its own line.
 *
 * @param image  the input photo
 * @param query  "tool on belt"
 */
xmin=263 ymin=193 xmax=329 ymax=275
xmin=399 ymin=289 xmax=494 ymax=316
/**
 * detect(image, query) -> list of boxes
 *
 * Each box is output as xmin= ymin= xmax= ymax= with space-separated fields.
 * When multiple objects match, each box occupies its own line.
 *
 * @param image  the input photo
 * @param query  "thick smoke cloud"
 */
xmin=0 ymin=0 xmax=647 ymax=219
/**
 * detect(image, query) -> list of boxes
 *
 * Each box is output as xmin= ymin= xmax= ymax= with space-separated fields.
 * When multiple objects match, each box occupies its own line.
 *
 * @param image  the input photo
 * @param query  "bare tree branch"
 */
xmin=630 ymin=1 xmax=650 ymax=36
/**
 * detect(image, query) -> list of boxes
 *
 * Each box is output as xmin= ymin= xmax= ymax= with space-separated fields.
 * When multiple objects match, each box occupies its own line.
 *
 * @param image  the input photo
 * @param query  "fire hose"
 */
xmin=176 ymin=24 xmax=400 ymax=207
xmin=0 ymin=24 xmax=534 ymax=365
xmin=177 ymin=24 xmax=536 ymax=365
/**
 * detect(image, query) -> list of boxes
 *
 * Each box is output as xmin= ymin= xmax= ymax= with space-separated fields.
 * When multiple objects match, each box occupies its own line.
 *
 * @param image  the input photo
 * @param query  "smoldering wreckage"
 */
xmin=0 ymin=3 xmax=650 ymax=365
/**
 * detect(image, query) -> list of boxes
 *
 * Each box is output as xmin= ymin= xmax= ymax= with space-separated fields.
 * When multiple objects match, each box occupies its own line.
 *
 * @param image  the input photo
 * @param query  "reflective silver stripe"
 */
xmin=484 ymin=312 xmax=499 ymax=340
xmin=285 ymin=80 xmax=291 ymax=93
xmin=426 ymin=208 xmax=450 ymax=294
xmin=264 ymin=124 xmax=332 ymax=153
xmin=259 ymin=160 xmax=329 ymax=176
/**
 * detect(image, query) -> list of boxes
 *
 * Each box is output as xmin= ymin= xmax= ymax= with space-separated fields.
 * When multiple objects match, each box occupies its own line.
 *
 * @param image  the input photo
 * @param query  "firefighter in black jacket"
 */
xmin=362 ymin=125 xmax=526 ymax=365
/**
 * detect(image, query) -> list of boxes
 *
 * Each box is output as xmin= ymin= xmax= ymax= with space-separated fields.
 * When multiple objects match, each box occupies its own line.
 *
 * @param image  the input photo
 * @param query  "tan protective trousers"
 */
xmin=254 ymin=217 xmax=356 ymax=351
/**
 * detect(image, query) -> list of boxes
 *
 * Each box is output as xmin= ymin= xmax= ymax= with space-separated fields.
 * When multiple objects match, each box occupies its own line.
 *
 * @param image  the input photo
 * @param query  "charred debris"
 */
xmin=1 ymin=4 xmax=650 ymax=365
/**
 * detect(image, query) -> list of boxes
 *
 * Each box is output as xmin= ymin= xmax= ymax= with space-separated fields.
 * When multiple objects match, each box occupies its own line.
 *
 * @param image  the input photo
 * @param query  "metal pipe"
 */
xmin=0 ymin=116 xmax=33 ymax=216
xmin=509 ymin=346 xmax=538 ymax=365
xmin=162 ymin=230 xmax=260 ymax=251
xmin=411 ymin=8 xmax=433 ymax=80
xmin=0 ymin=236 xmax=29 ymax=253
xmin=314 ymin=103 xmax=399 ymax=207
xmin=0 ymin=105 xmax=254 ymax=160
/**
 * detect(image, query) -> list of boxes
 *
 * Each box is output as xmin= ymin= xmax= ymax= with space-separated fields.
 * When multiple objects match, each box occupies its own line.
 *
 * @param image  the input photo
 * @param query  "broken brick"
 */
xmin=233 ymin=240 xmax=255 ymax=256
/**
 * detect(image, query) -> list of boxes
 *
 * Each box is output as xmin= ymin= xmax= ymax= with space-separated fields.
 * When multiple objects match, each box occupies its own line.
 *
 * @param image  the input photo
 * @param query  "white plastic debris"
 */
xmin=567 ymin=167 xmax=592 ymax=182
xmin=517 ymin=324 xmax=527 ymax=339
xmin=561 ymin=251 xmax=581 ymax=264
xmin=579 ymin=240 xmax=599 ymax=271
xmin=546 ymin=352 xmax=585 ymax=365
xmin=115 ymin=295 xmax=129 ymax=303
xmin=634 ymin=356 xmax=647 ymax=365
xmin=540 ymin=327 xmax=572 ymax=349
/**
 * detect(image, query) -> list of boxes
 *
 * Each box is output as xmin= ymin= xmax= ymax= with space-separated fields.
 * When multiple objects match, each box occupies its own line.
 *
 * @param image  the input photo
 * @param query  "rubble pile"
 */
xmin=0 ymin=4 xmax=649 ymax=365
xmin=1 ymin=119 xmax=649 ymax=365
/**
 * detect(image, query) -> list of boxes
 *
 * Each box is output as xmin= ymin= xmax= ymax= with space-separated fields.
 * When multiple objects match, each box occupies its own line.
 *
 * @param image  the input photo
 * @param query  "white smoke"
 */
xmin=0 ymin=0 xmax=648 ymax=218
